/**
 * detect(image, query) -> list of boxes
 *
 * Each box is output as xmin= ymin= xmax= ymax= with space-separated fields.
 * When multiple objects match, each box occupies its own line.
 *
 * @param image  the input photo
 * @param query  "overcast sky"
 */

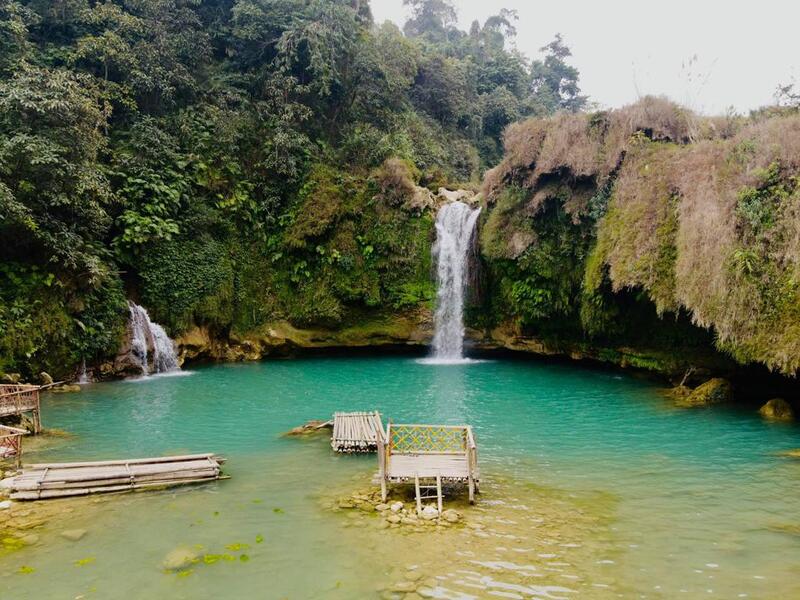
xmin=371 ymin=0 xmax=799 ymax=115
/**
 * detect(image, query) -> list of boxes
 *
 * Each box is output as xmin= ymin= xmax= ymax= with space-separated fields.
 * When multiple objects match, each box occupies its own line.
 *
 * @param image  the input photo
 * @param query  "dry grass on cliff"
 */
xmin=587 ymin=111 xmax=800 ymax=372
xmin=483 ymin=96 xmax=703 ymax=202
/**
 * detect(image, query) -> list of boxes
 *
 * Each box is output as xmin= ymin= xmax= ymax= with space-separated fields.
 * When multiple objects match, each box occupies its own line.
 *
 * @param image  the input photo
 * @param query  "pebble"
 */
xmin=0 ymin=500 xmax=12 ymax=510
xmin=387 ymin=514 xmax=401 ymax=524
xmin=375 ymin=503 xmax=390 ymax=512
xmin=20 ymin=533 xmax=39 ymax=545
xmin=60 ymin=529 xmax=87 ymax=542
xmin=405 ymin=570 xmax=424 ymax=582
xmin=390 ymin=502 xmax=404 ymax=513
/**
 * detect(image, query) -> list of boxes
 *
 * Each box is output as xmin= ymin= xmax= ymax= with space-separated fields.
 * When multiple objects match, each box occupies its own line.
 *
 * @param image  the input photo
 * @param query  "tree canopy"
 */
xmin=0 ymin=0 xmax=587 ymax=377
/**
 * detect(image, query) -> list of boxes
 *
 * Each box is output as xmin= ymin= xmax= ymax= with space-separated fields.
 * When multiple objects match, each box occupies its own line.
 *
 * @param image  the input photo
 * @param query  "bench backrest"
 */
xmin=386 ymin=424 xmax=471 ymax=455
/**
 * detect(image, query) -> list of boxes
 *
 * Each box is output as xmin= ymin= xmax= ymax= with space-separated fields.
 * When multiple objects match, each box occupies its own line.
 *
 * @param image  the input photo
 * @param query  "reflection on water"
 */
xmin=1 ymin=356 xmax=799 ymax=599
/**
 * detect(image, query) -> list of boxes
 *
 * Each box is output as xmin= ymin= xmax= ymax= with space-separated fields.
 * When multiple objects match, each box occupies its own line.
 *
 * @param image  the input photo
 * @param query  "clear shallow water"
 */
xmin=2 ymin=356 xmax=800 ymax=599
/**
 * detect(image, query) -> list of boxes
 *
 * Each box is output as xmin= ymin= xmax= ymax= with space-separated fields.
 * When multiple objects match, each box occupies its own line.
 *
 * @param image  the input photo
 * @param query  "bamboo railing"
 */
xmin=0 ymin=424 xmax=28 ymax=469
xmin=0 ymin=384 xmax=42 ymax=433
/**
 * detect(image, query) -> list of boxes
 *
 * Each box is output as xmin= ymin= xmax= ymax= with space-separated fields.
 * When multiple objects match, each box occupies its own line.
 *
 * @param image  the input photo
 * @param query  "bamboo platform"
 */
xmin=377 ymin=424 xmax=480 ymax=510
xmin=331 ymin=411 xmax=383 ymax=453
xmin=2 ymin=454 xmax=227 ymax=500
xmin=0 ymin=384 xmax=42 ymax=433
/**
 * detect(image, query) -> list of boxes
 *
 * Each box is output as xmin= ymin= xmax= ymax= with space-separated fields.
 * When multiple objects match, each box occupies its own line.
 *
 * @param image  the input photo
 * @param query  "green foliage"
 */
xmin=0 ymin=0 xmax=589 ymax=376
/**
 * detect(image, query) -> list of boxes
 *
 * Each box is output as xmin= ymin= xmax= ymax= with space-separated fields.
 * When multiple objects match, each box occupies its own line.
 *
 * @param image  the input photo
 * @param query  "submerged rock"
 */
xmin=675 ymin=378 xmax=732 ymax=408
xmin=51 ymin=384 xmax=81 ymax=394
xmin=777 ymin=449 xmax=800 ymax=459
xmin=442 ymin=509 xmax=461 ymax=523
xmin=162 ymin=545 xmax=199 ymax=571
xmin=420 ymin=506 xmax=438 ymax=521
xmin=759 ymin=398 xmax=795 ymax=422
xmin=60 ymin=529 xmax=87 ymax=541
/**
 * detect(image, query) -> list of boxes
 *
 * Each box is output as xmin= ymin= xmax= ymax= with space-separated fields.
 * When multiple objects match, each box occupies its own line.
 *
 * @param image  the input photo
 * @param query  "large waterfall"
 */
xmin=128 ymin=302 xmax=180 ymax=375
xmin=428 ymin=201 xmax=481 ymax=363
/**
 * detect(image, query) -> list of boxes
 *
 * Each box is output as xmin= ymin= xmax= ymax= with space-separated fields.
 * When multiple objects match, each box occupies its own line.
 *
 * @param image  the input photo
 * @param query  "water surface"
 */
xmin=2 ymin=356 xmax=799 ymax=599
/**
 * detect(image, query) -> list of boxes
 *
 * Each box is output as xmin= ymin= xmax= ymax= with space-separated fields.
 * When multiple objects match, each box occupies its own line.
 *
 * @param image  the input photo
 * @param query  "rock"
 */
xmin=759 ymin=398 xmax=795 ymax=422
xmin=20 ymin=534 xmax=39 ymax=545
xmin=404 ymin=594 xmax=423 ymax=600
xmin=442 ymin=509 xmax=461 ymax=523
xmin=404 ymin=570 xmax=423 ymax=582
xmin=675 ymin=378 xmax=733 ymax=408
xmin=389 ymin=581 xmax=417 ymax=593
xmin=437 ymin=188 xmax=477 ymax=205
xmin=0 ymin=500 xmax=12 ymax=510
xmin=386 ymin=514 xmax=401 ymax=524
xmin=420 ymin=506 xmax=439 ymax=521
xmin=375 ymin=503 xmax=390 ymax=512
xmin=337 ymin=499 xmax=355 ymax=509
xmin=390 ymin=502 xmax=404 ymax=513
xmin=162 ymin=545 xmax=199 ymax=571
xmin=1 ymin=373 xmax=21 ymax=384
xmin=39 ymin=372 xmax=54 ymax=385
xmin=51 ymin=384 xmax=81 ymax=394
xmin=60 ymin=529 xmax=87 ymax=542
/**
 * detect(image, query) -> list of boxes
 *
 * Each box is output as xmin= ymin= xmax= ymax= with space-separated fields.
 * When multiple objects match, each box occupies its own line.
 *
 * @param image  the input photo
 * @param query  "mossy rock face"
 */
xmin=675 ymin=378 xmax=733 ymax=408
xmin=759 ymin=398 xmax=795 ymax=422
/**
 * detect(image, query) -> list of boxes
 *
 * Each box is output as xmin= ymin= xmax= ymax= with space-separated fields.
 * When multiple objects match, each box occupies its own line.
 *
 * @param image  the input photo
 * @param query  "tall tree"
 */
xmin=529 ymin=33 xmax=587 ymax=114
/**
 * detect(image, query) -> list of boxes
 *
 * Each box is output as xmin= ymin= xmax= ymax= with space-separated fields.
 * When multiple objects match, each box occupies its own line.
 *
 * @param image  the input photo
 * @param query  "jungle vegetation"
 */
xmin=0 ymin=0 xmax=586 ymax=377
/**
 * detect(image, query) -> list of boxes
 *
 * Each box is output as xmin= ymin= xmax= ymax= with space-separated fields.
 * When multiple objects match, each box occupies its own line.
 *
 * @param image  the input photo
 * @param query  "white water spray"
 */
xmin=128 ymin=302 xmax=180 ymax=375
xmin=77 ymin=359 xmax=90 ymax=384
xmin=428 ymin=201 xmax=481 ymax=363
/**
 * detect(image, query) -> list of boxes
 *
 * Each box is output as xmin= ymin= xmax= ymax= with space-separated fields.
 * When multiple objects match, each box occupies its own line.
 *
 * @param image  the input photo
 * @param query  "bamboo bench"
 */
xmin=377 ymin=423 xmax=479 ymax=512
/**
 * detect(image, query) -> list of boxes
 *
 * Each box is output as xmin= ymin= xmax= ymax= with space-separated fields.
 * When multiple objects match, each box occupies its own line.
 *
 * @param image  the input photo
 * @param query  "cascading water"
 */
xmin=128 ymin=302 xmax=180 ymax=375
xmin=77 ymin=359 xmax=90 ymax=385
xmin=427 ymin=201 xmax=481 ymax=363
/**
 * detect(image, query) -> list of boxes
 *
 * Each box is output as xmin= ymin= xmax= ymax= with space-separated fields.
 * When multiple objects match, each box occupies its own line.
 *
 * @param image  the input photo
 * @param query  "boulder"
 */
xmin=39 ymin=372 xmax=54 ymax=385
xmin=759 ymin=398 xmax=794 ymax=422
xmin=675 ymin=378 xmax=733 ymax=408
xmin=162 ymin=545 xmax=199 ymax=571
xmin=1 ymin=373 xmax=21 ymax=384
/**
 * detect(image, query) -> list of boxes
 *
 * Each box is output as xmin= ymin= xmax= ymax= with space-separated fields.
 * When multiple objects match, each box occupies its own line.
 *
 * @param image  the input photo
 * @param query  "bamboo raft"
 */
xmin=2 ymin=454 xmax=227 ymax=501
xmin=331 ymin=411 xmax=384 ymax=453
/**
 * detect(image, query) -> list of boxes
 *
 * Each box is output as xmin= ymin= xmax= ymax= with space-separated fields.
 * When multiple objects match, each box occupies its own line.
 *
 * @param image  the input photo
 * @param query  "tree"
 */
xmin=0 ymin=65 xmax=112 ymax=278
xmin=402 ymin=0 xmax=457 ymax=40
xmin=529 ymin=33 xmax=587 ymax=114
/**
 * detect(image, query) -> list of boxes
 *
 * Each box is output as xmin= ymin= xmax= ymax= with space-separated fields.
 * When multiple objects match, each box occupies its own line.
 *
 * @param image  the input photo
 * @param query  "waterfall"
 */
xmin=77 ymin=359 xmax=90 ymax=384
xmin=128 ymin=302 xmax=180 ymax=375
xmin=428 ymin=201 xmax=481 ymax=363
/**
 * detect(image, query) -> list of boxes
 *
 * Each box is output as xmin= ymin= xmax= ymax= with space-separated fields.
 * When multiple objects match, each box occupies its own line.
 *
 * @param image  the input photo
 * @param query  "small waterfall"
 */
xmin=429 ymin=201 xmax=482 ymax=363
xmin=128 ymin=302 xmax=180 ymax=375
xmin=77 ymin=359 xmax=90 ymax=384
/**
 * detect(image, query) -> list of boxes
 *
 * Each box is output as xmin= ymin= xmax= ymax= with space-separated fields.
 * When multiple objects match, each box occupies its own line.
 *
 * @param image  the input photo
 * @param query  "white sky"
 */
xmin=371 ymin=0 xmax=800 ymax=115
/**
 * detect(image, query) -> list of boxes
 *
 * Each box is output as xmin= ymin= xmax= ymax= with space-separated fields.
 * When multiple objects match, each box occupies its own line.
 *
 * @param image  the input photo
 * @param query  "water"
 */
xmin=3 ymin=357 xmax=800 ymax=599
xmin=429 ymin=201 xmax=481 ymax=363
xmin=128 ymin=302 xmax=180 ymax=375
